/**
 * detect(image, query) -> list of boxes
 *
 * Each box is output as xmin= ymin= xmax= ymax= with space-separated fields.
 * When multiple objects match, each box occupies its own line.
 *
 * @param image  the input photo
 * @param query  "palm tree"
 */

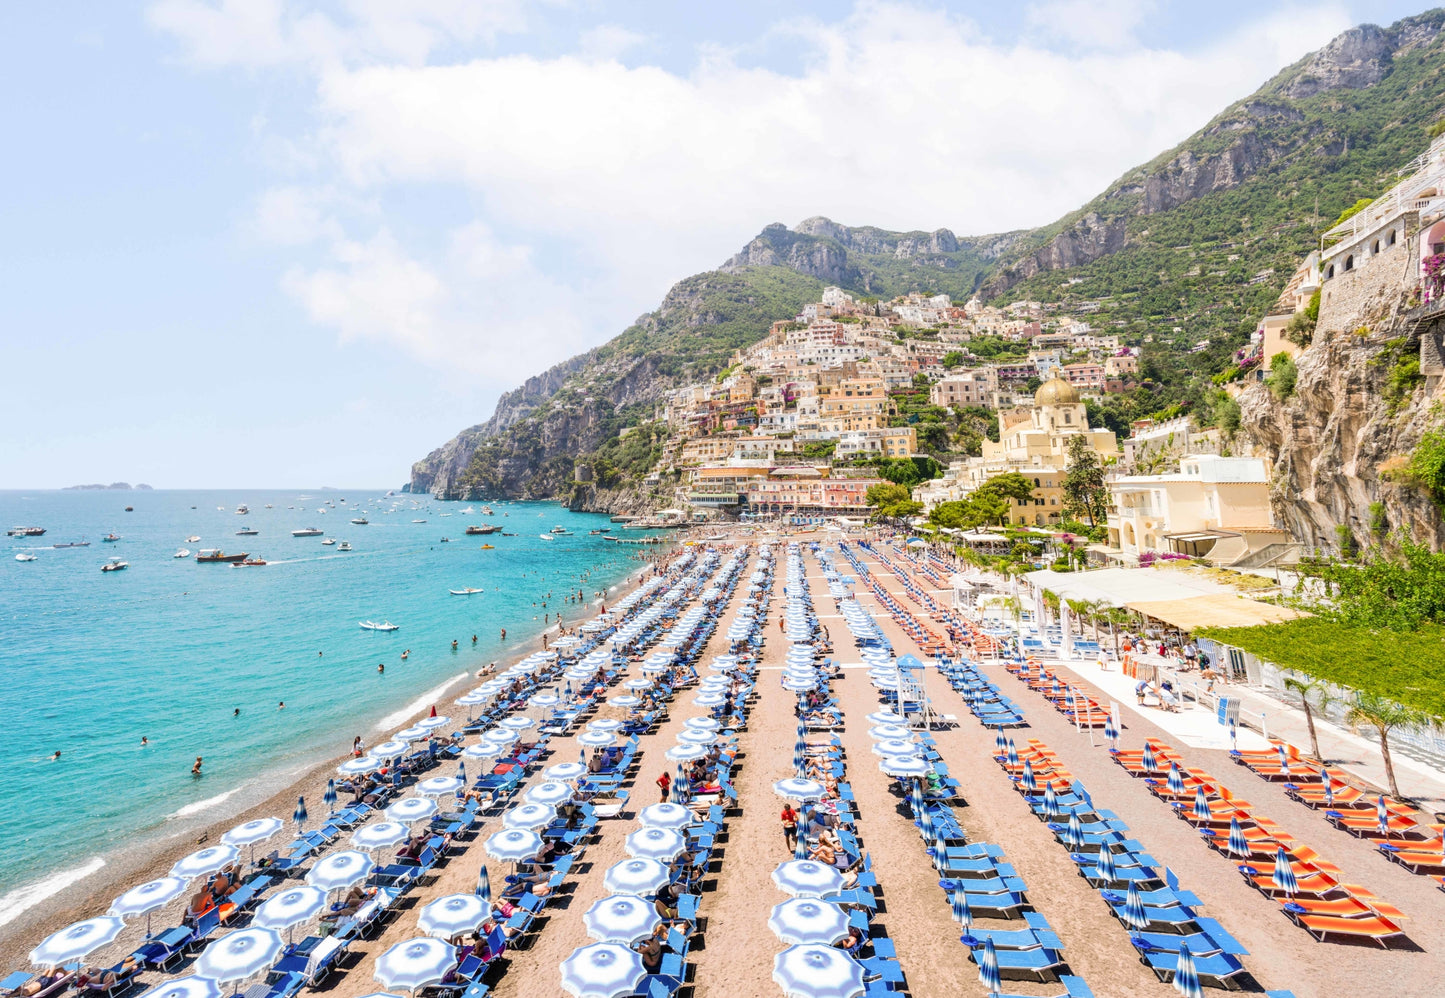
xmin=1283 ymin=674 xmax=1337 ymax=761
xmin=1065 ymin=599 xmax=1091 ymax=639
xmin=1345 ymin=692 xmax=1429 ymax=799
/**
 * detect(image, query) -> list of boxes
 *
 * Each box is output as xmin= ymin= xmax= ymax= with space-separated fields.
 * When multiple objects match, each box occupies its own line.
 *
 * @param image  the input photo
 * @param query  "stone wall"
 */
xmin=1317 ymin=219 xmax=1419 ymax=336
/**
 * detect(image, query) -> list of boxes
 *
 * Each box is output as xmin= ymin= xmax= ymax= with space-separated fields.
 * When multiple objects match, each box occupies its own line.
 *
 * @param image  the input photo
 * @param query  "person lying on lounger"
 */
xmin=635 ymin=926 xmax=665 ymax=973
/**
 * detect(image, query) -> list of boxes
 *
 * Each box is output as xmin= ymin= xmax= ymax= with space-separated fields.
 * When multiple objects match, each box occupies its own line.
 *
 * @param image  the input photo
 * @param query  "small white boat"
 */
xmin=15 ymin=552 xmax=36 ymax=562
xmin=360 ymin=620 xmax=399 ymax=631
xmin=236 ymin=505 xmax=249 ymax=515
xmin=337 ymin=541 xmax=352 ymax=551
xmin=350 ymin=517 xmax=368 ymax=525
xmin=412 ymin=519 xmax=427 ymax=523
xmin=101 ymin=557 xmax=128 ymax=572
xmin=292 ymin=527 xmax=324 ymax=537
xmin=539 ymin=533 xmax=554 ymax=541
xmin=550 ymin=526 xmax=572 ymax=535
xmin=322 ymin=538 xmax=337 ymax=546
xmin=450 ymin=587 xmax=484 ymax=596
xmin=174 ymin=549 xmax=191 ymax=559
xmin=186 ymin=535 xmax=201 ymax=543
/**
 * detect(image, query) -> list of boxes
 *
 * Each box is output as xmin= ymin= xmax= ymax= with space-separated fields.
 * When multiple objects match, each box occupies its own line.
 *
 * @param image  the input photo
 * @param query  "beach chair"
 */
xmin=1134 ymin=946 xmax=1247 ymax=989
xmin=1289 ymin=911 xmax=1408 ymax=946
xmin=0 ymin=974 xmax=33 ymax=998
xmin=78 ymin=963 xmax=140 ymax=998
xmin=966 ymin=944 xmax=1066 ymax=982
xmin=984 ymin=976 xmax=1094 ymax=998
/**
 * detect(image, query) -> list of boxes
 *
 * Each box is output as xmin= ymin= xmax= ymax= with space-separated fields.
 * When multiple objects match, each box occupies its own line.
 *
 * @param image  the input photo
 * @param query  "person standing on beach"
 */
xmin=781 ymin=804 xmax=798 ymax=850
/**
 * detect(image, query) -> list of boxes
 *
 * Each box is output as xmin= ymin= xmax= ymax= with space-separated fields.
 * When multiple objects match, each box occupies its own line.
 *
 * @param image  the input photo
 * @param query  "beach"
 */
xmin=9 ymin=528 xmax=1444 ymax=998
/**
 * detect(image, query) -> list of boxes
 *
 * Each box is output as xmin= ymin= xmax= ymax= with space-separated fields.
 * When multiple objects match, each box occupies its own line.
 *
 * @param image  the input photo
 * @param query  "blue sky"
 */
xmin=0 ymin=0 xmax=1428 ymax=488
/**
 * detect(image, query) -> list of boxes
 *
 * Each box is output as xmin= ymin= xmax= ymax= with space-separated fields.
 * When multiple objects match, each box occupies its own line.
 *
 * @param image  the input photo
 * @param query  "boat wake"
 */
xmin=376 ymin=672 xmax=470 ymax=731
xmin=168 ymin=785 xmax=244 ymax=819
xmin=0 ymin=857 xmax=106 ymax=929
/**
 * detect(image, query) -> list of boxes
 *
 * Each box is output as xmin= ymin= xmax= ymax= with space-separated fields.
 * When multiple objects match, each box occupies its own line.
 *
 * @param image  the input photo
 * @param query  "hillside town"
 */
xmin=627 ymin=130 xmax=1445 ymax=571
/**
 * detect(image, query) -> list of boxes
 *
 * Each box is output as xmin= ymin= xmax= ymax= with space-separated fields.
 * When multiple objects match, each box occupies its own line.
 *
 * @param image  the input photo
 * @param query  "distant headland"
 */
xmin=63 ymin=482 xmax=153 ymax=491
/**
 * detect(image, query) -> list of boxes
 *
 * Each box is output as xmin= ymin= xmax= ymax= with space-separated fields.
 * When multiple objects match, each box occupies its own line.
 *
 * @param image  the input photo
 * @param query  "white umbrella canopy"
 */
xmin=417 ymin=894 xmax=490 ymax=940
xmin=577 ymin=730 xmax=615 ymax=748
xmin=586 ymin=719 xmax=625 ymax=733
xmin=582 ymin=895 xmax=662 ymax=945
xmin=676 ymin=729 xmax=716 ymax=747
xmin=504 ymin=803 xmax=558 ymax=832
xmin=871 ymin=739 xmax=917 ymax=757
xmin=416 ymin=776 xmax=464 ymax=797
xmin=109 ymin=877 xmax=188 ymax=919
xmin=395 ymin=726 xmax=430 ymax=741
xmin=305 ymin=851 xmax=375 ymax=892
xmin=374 ymin=937 xmax=457 ymax=994
xmin=772 ymin=944 xmax=866 ymax=998
xmin=607 ymin=695 xmax=642 ymax=708
xmin=253 ymin=886 xmax=327 ymax=933
xmin=624 ymin=827 xmax=687 ymax=862
xmin=665 ymin=744 xmax=708 ymax=763
xmin=338 ymin=756 xmax=382 ymax=777
xmin=134 ymin=977 xmax=221 ymax=998
xmin=352 ymin=821 xmax=410 ymax=853
xmin=221 ymin=817 xmax=284 ymax=848
xmin=868 ymin=724 xmax=911 ymax=741
xmin=683 ymin=716 xmax=721 ymax=731
xmin=559 ymin=943 xmax=646 ymax=998
xmin=461 ymin=741 xmax=506 ymax=761
xmin=768 ymin=898 xmax=850 ymax=945
xmin=386 ymin=797 xmax=440 ymax=825
xmin=500 ymin=716 xmax=534 ymax=731
xmin=525 ymin=782 xmax=575 ymax=807
xmin=602 ymin=858 xmax=670 ymax=896
xmin=485 ymin=829 xmax=544 ymax=863
xmin=416 ymin=715 xmax=451 ymax=732
xmin=371 ymin=740 xmax=411 ymax=758
xmin=773 ymin=778 xmax=825 ymax=802
xmin=546 ymin=762 xmax=588 ymax=780
xmin=195 ymin=927 xmax=285 ymax=985
xmin=771 ymin=860 xmax=845 ymax=899
xmin=637 ymin=803 xmax=693 ymax=829
xmin=170 ymin=844 xmax=240 ymax=881
xmin=879 ymin=756 xmax=930 ymax=778
xmin=29 ymin=917 xmax=125 ymax=970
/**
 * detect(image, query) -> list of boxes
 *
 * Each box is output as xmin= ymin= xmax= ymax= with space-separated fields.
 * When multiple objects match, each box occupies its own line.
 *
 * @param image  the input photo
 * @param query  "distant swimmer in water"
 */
xmin=378 ymin=663 xmax=385 ymax=674
xmin=472 ymin=634 xmax=477 ymax=644
xmin=318 ymin=651 xmax=323 ymax=657
xmin=192 ymin=756 xmax=203 ymax=776
xmin=141 ymin=737 xmax=148 ymax=747
xmin=51 ymin=751 xmax=61 ymax=761
xmin=234 ymin=708 xmax=240 ymax=717
xmin=451 ymin=639 xmax=458 ymax=650
xmin=401 ymin=650 xmax=409 ymax=660
xmin=278 ymin=701 xmax=285 ymax=710
xmin=500 ymin=628 xmax=506 ymax=641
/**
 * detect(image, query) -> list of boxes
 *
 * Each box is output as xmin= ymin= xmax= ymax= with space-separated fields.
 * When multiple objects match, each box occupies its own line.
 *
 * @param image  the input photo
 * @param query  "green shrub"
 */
xmin=1267 ymin=352 xmax=1297 ymax=400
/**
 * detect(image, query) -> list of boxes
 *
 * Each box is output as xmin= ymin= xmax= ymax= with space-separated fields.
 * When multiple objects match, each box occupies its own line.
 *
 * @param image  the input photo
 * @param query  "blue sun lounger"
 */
xmin=1135 ymin=946 xmax=1248 ymax=989
xmin=986 ymin=976 xmax=1094 ymax=998
xmin=1104 ymin=900 xmax=1199 ymax=933
xmin=129 ymin=926 xmax=192 ymax=969
xmin=1099 ymin=885 xmax=1202 ymax=909
xmin=967 ymin=944 xmax=1066 ymax=982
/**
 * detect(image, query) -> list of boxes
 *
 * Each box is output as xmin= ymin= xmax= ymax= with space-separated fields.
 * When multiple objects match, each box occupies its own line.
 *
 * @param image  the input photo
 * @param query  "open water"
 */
xmin=0 ymin=489 xmax=658 ymax=917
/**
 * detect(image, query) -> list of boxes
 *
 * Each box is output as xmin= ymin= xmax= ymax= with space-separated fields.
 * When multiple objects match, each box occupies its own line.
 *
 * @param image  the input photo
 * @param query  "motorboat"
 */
xmin=7 ymin=527 xmax=46 ymax=537
xmin=337 ymin=541 xmax=352 ymax=551
xmin=360 ymin=620 xmax=399 ymax=631
xmin=464 ymin=524 xmax=500 ymax=535
xmin=550 ymin=526 xmax=572 ymax=535
xmin=265 ymin=504 xmax=273 ymax=508
xmin=102 ymin=533 xmax=122 ymax=543
xmin=196 ymin=549 xmax=247 ymax=563
xmin=124 ymin=506 xmax=133 ymax=512
xmin=321 ymin=538 xmax=337 ymax=546
xmin=174 ymin=549 xmax=191 ymax=559
xmin=53 ymin=540 xmax=89 ymax=548
xmin=450 ymin=587 xmax=484 ymax=596
xmin=186 ymin=535 xmax=201 ymax=543
xmin=292 ymin=528 xmax=324 ymax=537
xmin=234 ymin=558 xmax=268 ymax=567
xmin=589 ymin=528 xmax=612 ymax=534
xmin=15 ymin=552 xmax=36 ymax=562
xmin=539 ymin=533 xmax=554 ymax=541
xmin=440 ymin=537 xmax=451 ymax=543
xmin=236 ymin=528 xmax=259 ymax=536
xmin=482 ymin=506 xmax=495 ymax=515
xmin=350 ymin=517 xmax=368 ymax=525
xmin=236 ymin=505 xmax=249 ymax=515
xmin=101 ymin=557 xmax=128 ymax=572
xmin=412 ymin=519 xmax=426 ymax=523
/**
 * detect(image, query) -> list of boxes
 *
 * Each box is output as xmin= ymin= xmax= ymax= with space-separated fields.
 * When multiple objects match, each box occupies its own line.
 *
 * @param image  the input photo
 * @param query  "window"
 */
xmin=1389 ymin=230 xmax=1397 ymax=246
xmin=1326 ymin=265 xmax=1335 ymax=279
xmin=1344 ymin=255 xmax=1354 ymax=271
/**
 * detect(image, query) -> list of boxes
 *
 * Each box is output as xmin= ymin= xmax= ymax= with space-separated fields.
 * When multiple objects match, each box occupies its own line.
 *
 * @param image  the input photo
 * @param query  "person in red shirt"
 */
xmin=781 ymin=804 xmax=798 ymax=850
xmin=656 ymin=770 xmax=672 ymax=802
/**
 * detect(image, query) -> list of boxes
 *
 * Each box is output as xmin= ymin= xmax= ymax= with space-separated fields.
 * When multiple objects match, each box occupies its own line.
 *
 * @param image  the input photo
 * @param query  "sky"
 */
xmin=0 ymin=0 xmax=1429 ymax=489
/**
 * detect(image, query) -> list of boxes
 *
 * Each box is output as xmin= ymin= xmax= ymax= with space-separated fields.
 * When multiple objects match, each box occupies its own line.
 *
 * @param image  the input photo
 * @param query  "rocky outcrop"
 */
xmin=991 ymin=212 xmax=1127 ymax=289
xmin=1277 ymin=25 xmax=1394 ymax=100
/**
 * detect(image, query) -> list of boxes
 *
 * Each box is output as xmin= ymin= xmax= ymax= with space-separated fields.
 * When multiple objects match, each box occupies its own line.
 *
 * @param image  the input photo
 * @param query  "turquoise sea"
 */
xmin=0 ymin=489 xmax=658 ymax=915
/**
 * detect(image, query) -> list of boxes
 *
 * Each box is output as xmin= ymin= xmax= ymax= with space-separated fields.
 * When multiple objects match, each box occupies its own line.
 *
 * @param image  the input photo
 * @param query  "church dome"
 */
xmin=1034 ymin=374 xmax=1080 ymax=406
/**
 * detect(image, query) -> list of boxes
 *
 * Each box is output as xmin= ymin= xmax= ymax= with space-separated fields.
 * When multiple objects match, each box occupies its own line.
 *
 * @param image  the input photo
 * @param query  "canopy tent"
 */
xmin=1126 ymin=592 xmax=1307 ymax=631
xmin=1023 ymin=567 xmax=1230 ymax=607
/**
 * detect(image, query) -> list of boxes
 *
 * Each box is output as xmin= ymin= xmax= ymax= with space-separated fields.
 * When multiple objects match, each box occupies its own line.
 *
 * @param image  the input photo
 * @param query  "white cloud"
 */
xmin=155 ymin=0 xmax=1356 ymax=382
xmin=578 ymin=24 xmax=647 ymax=62
xmin=1024 ymin=0 xmax=1155 ymax=51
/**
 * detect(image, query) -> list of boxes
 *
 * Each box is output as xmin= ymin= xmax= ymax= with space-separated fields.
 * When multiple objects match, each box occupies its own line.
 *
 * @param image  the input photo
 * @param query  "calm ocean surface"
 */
xmin=0 ymin=489 xmax=656 ymax=910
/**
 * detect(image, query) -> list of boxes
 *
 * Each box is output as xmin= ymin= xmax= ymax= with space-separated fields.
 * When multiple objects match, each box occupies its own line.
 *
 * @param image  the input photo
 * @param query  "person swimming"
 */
xmin=233 ymin=707 xmax=240 ymax=717
xmin=378 ymin=663 xmax=385 ymax=674
xmin=50 ymin=751 xmax=61 ymax=761
xmin=192 ymin=756 xmax=203 ymax=775
xmin=141 ymin=737 xmax=148 ymax=747
xmin=451 ymin=639 xmax=458 ymax=650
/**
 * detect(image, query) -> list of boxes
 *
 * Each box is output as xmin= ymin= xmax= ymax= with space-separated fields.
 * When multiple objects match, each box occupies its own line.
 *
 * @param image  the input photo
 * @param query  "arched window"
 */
xmin=1388 ymin=230 xmax=1397 ymax=246
xmin=1344 ymin=255 xmax=1354 ymax=271
xmin=1326 ymin=265 xmax=1335 ymax=279
xmin=1373 ymin=240 xmax=1381 ymax=254
xmin=1034 ymin=477 xmax=1041 ymax=487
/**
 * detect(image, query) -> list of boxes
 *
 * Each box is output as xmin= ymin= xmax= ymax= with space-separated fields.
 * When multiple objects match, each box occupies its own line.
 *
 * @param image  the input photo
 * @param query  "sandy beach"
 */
xmin=9 ymin=530 xmax=1444 ymax=998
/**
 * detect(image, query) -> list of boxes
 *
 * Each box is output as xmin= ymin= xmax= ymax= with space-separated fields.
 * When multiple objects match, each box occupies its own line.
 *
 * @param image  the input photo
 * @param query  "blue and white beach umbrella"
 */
xmin=1229 ymin=719 xmax=1238 ymax=751
xmin=170 ymin=844 xmax=240 ymax=881
xmin=525 ymin=781 xmax=575 ymax=807
xmin=1043 ymin=783 xmax=1060 ymax=819
xmin=638 ymin=802 xmax=693 ymax=829
xmin=879 ymin=755 xmax=929 ymax=779
xmin=1272 ymin=847 xmax=1298 ymax=896
xmin=485 ymin=828 xmax=544 ymax=864
xmin=1167 ymin=763 xmax=1185 ymax=797
xmin=195 ymin=927 xmax=285 ymax=985
xmin=395 ymin=725 xmax=430 ymax=742
xmin=867 ymin=711 xmax=904 ymax=726
xmin=1093 ymin=845 xmax=1117 ymax=883
xmin=694 ymin=693 xmax=727 ymax=708
xmin=371 ymin=740 xmax=410 ymax=759
xmin=603 ymin=858 xmax=669 ymax=896
xmin=995 ymin=730 xmax=1008 ymax=757
xmin=418 ymin=894 xmax=490 ymax=940
xmin=109 ymin=876 xmax=188 ymax=920
xmin=28 ymin=917 xmax=125 ymax=970
xmin=353 ymin=821 xmax=410 ymax=854
xmin=504 ymin=803 xmax=558 ymax=832
xmin=626 ymin=827 xmax=687 ymax=862
xmin=373 ymin=937 xmax=457 ymax=994
xmin=772 ymin=944 xmax=865 ymax=998
xmin=665 ymin=744 xmax=708 ymax=763
xmin=872 ymin=739 xmax=917 ymax=757
xmin=774 ymin=778 xmax=825 ymax=802
xmin=293 ymin=796 xmax=309 ymax=830
xmin=386 ymin=797 xmax=440 ymax=825
xmin=254 ymin=886 xmax=326 ymax=936
xmin=1377 ymin=795 xmax=1390 ymax=837
xmin=684 ymin=716 xmax=721 ymax=731
xmin=1173 ymin=943 xmax=1203 ymax=998
xmin=416 ymin=776 xmax=464 ymax=797
xmin=918 ymin=803 xmax=936 ymax=843
xmin=607 ymin=695 xmax=642 ymax=709
xmin=1122 ymin=882 xmax=1149 ymax=930
xmin=1020 ymin=759 xmax=1037 ymax=794
xmin=1141 ymin=742 xmax=1158 ymax=774
xmin=222 ymin=817 xmax=284 ymax=849
xmin=306 ymin=850 xmax=374 ymax=893
xmin=1227 ymin=817 xmax=1250 ymax=859
xmin=1320 ymin=766 xmax=1334 ymax=808
xmin=769 ymin=900 xmax=851 ymax=952
xmin=323 ymin=779 xmax=338 ymax=815
xmin=1105 ymin=714 xmax=1119 ymax=750
xmin=462 ymin=741 xmax=506 ymax=761
xmin=910 ymin=780 xmax=925 ymax=822
xmin=868 ymin=724 xmax=911 ymax=741
xmin=134 ymin=977 xmax=220 ymax=998
xmin=476 ymin=865 xmax=491 ymax=902
xmin=771 ymin=860 xmax=845 ymax=899
xmin=976 ymin=937 xmax=1001 ymax=992
xmin=952 ymin=888 xmax=973 ymax=934
xmin=794 ymin=832 xmax=809 ymax=861
xmin=1192 ymin=787 xmax=1211 ymax=823
xmin=546 ymin=762 xmax=587 ymax=780
xmin=587 ymin=718 xmax=625 ymax=733
xmin=677 ymin=728 xmax=716 ymax=747
xmin=483 ymin=728 xmax=520 ymax=746
xmin=583 ymin=895 xmax=661 ymax=945
xmin=1006 ymin=739 xmax=1019 ymax=769
xmin=577 ymin=730 xmax=616 ymax=749
xmin=559 ymin=943 xmax=646 ymax=998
